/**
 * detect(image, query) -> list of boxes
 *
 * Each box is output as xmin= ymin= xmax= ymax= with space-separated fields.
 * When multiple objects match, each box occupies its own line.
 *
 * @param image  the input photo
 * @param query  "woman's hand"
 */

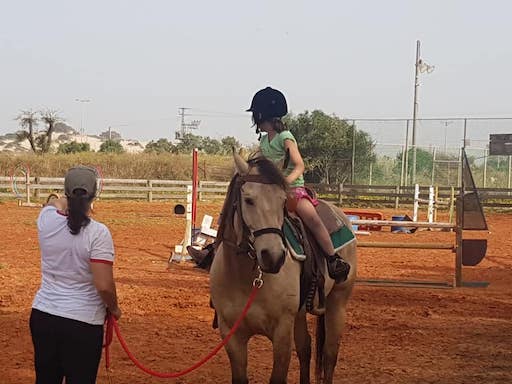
xmin=109 ymin=306 xmax=122 ymax=320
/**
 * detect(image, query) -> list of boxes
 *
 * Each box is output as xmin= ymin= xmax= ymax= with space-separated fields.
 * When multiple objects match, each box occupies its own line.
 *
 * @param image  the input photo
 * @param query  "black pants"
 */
xmin=29 ymin=308 xmax=103 ymax=384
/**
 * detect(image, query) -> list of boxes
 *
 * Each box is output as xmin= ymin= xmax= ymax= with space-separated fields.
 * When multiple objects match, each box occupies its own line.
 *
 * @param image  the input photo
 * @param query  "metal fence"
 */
xmin=350 ymin=118 xmax=512 ymax=188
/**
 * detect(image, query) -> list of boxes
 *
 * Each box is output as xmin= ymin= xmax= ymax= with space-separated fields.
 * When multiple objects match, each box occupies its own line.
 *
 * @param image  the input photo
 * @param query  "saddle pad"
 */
xmin=283 ymin=210 xmax=355 ymax=260
xmin=283 ymin=217 xmax=306 ymax=261
xmin=330 ymin=225 xmax=356 ymax=252
xmin=316 ymin=200 xmax=356 ymax=252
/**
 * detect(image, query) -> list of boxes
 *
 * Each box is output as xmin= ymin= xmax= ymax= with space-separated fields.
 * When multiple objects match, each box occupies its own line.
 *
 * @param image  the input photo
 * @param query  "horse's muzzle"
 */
xmin=257 ymin=249 xmax=286 ymax=274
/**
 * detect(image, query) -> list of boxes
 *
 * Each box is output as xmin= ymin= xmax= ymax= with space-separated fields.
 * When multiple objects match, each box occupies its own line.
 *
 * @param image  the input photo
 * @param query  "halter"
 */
xmin=226 ymin=171 xmax=287 ymax=261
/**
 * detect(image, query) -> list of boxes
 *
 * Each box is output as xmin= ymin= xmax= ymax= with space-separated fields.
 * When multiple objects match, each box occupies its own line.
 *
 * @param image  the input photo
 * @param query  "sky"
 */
xmin=1 ymin=0 xmax=511 ymax=147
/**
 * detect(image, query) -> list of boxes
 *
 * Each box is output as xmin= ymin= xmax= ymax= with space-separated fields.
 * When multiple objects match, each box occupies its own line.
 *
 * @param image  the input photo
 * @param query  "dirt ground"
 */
xmin=0 ymin=200 xmax=511 ymax=384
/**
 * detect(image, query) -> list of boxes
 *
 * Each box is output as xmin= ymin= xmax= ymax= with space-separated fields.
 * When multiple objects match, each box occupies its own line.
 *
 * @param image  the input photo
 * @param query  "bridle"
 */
xmin=229 ymin=172 xmax=287 ymax=260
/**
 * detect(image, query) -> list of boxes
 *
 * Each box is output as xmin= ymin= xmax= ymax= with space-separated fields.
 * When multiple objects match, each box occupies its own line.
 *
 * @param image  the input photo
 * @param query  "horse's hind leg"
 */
xmin=294 ymin=309 xmax=311 ymax=384
xmin=322 ymin=286 xmax=353 ymax=383
xmin=321 ymin=285 xmax=353 ymax=384
xmin=270 ymin=319 xmax=295 ymax=384
xmin=219 ymin=320 xmax=249 ymax=384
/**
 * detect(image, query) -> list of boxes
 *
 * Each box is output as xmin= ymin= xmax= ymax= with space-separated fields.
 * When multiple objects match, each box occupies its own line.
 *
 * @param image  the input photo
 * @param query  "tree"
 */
xmin=201 ymin=137 xmax=222 ymax=154
xmin=99 ymin=139 xmax=125 ymax=153
xmin=284 ymin=110 xmax=376 ymax=184
xmin=57 ymin=141 xmax=91 ymax=154
xmin=220 ymin=136 xmax=240 ymax=155
xmin=175 ymin=133 xmax=203 ymax=154
xmin=15 ymin=110 xmax=39 ymax=153
xmin=99 ymin=129 xmax=122 ymax=141
xmin=144 ymin=138 xmax=175 ymax=153
xmin=395 ymin=148 xmax=434 ymax=181
xmin=39 ymin=109 xmax=63 ymax=153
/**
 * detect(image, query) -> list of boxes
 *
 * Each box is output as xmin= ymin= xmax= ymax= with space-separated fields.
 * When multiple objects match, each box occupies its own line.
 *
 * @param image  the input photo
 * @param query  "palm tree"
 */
xmin=15 ymin=110 xmax=39 ymax=153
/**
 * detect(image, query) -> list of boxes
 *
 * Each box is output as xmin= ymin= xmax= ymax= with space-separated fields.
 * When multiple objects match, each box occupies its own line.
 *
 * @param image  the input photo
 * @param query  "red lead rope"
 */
xmin=103 ymin=285 xmax=260 ymax=379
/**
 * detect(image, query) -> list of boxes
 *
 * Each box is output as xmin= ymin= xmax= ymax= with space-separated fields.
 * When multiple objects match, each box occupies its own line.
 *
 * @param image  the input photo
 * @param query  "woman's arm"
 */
xmin=91 ymin=262 xmax=122 ymax=319
xmin=46 ymin=197 xmax=67 ymax=211
xmin=283 ymin=139 xmax=305 ymax=185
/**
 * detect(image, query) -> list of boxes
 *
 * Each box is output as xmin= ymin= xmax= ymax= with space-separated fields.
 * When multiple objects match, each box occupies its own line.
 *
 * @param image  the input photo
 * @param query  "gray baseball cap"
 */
xmin=64 ymin=166 xmax=97 ymax=197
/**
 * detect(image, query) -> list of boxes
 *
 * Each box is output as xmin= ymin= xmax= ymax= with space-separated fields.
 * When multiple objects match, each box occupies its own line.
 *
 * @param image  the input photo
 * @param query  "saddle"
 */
xmin=283 ymin=195 xmax=355 ymax=315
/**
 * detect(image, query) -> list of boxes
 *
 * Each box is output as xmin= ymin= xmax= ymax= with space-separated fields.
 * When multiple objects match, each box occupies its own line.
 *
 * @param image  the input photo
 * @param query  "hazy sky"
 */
xmin=1 ymin=0 xmax=511 ymax=146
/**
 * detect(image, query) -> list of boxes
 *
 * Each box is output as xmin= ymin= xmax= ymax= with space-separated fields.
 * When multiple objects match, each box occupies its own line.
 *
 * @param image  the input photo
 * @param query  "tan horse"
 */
xmin=210 ymin=152 xmax=357 ymax=384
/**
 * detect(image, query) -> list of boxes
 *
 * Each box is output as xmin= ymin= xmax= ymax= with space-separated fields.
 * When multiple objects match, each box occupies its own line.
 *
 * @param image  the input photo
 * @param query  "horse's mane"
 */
xmin=216 ymin=156 xmax=288 ymax=246
xmin=247 ymin=156 xmax=288 ymax=190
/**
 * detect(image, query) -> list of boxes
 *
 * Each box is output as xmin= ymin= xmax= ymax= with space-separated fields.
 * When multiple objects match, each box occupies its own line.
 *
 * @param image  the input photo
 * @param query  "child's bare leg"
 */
xmin=295 ymin=199 xmax=335 ymax=255
xmin=295 ymin=199 xmax=350 ymax=282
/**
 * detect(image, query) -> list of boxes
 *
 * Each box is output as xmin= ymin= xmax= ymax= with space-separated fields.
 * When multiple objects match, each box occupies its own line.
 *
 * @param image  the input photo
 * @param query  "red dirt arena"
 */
xmin=0 ymin=200 xmax=510 ymax=383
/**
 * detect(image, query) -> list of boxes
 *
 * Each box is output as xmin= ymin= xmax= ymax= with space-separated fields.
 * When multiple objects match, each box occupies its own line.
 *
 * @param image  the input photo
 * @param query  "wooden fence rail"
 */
xmin=1 ymin=176 xmax=511 ymax=208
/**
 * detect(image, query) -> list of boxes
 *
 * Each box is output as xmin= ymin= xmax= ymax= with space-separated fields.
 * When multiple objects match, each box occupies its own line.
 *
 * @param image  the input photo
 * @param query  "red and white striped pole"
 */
xmin=192 ymin=148 xmax=199 ymax=230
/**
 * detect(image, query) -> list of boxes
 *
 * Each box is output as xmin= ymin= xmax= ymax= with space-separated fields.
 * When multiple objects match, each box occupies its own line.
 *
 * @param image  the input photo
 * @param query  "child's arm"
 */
xmin=283 ymin=139 xmax=305 ymax=185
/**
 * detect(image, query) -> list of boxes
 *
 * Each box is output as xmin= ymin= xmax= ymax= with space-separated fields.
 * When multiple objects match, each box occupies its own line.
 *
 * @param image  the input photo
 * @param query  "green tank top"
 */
xmin=259 ymin=130 xmax=304 ymax=188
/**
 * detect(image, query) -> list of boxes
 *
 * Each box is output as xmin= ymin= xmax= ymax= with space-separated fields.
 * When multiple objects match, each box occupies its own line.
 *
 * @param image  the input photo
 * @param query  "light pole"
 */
xmin=411 ymin=40 xmax=434 ymax=185
xmin=441 ymin=120 xmax=453 ymax=154
xmin=75 ymin=98 xmax=91 ymax=140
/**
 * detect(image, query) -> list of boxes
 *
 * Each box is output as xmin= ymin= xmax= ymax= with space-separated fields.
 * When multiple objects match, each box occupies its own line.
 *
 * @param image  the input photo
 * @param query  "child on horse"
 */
xmin=188 ymin=87 xmax=350 ymax=283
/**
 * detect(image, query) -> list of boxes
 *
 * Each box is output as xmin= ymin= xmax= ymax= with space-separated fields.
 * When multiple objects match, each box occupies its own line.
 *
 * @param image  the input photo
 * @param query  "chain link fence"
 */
xmin=350 ymin=118 xmax=512 ymax=188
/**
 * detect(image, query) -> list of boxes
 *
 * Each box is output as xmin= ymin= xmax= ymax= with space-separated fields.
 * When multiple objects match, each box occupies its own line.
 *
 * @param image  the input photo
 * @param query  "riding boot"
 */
xmin=326 ymin=254 xmax=350 ymax=283
xmin=187 ymin=245 xmax=215 ymax=271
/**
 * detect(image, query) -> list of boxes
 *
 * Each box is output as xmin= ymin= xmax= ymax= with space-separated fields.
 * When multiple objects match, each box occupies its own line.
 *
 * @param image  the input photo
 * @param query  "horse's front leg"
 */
xmin=294 ymin=309 xmax=311 ymax=384
xmin=269 ymin=318 xmax=295 ymax=384
xmin=219 ymin=318 xmax=249 ymax=384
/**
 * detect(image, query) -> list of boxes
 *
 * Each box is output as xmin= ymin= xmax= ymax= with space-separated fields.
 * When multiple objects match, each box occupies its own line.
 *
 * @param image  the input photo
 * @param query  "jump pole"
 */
xmin=12 ymin=164 xmax=41 ymax=208
xmin=192 ymin=148 xmax=198 ymax=230
xmin=412 ymin=184 xmax=435 ymax=223
xmin=170 ymin=148 xmax=199 ymax=263
xmin=353 ymin=216 xmax=459 ymax=288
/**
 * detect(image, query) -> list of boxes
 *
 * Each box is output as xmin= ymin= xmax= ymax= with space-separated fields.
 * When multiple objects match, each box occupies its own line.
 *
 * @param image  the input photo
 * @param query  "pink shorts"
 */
xmin=291 ymin=186 xmax=319 ymax=207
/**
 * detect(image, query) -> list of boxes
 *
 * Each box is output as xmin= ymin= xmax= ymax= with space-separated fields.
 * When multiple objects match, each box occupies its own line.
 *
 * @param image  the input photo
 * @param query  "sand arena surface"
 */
xmin=0 ymin=200 xmax=510 ymax=383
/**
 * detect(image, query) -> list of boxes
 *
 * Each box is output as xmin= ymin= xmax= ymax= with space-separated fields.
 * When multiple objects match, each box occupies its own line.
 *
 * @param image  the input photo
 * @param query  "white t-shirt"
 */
xmin=32 ymin=206 xmax=115 ymax=325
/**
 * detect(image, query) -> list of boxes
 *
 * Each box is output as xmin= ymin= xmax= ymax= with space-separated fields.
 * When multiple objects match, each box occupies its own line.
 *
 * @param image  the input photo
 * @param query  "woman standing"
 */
xmin=30 ymin=166 xmax=121 ymax=384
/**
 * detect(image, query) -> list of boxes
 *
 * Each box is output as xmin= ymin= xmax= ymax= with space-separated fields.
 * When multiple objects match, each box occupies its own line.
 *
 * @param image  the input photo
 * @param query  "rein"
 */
xmin=103 ymin=269 xmax=264 ymax=379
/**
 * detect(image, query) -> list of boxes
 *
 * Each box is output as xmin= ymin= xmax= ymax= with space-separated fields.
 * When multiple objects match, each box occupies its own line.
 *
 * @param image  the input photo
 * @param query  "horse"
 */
xmin=209 ymin=151 xmax=357 ymax=384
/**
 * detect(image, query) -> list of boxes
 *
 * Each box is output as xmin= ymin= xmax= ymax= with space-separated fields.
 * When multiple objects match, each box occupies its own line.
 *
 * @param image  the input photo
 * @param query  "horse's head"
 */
xmin=233 ymin=151 xmax=288 ymax=274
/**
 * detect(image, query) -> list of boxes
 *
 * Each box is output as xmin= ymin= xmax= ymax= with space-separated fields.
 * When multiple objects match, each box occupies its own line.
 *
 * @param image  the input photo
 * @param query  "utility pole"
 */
xmin=411 ymin=41 xmax=421 ymax=185
xmin=176 ymin=107 xmax=200 ymax=140
xmin=74 ymin=98 xmax=91 ymax=142
xmin=441 ymin=120 xmax=454 ymax=154
xmin=411 ymin=40 xmax=434 ymax=185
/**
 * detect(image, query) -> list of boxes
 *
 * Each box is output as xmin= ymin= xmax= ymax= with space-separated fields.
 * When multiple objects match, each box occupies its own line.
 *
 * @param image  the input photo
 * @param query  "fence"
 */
xmin=350 ymin=118 xmax=512 ymax=188
xmin=2 ymin=176 xmax=511 ymax=209
xmin=0 ymin=176 xmax=229 ymax=202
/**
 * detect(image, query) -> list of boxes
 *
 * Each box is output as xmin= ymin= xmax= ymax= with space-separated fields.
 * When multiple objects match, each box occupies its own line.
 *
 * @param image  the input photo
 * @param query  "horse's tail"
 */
xmin=315 ymin=314 xmax=325 ymax=382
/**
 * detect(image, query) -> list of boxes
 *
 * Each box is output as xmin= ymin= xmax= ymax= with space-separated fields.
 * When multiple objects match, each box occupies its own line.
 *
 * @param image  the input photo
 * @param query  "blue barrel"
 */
xmin=346 ymin=215 xmax=360 ymax=231
xmin=391 ymin=215 xmax=408 ymax=233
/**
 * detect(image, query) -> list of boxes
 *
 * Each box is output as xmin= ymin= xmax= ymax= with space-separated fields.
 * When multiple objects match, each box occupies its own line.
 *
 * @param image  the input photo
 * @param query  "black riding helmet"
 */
xmin=246 ymin=87 xmax=288 ymax=125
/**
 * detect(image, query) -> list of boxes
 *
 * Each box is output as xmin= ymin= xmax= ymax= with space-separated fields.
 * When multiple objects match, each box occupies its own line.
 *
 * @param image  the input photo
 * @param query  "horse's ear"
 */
xmin=248 ymin=149 xmax=262 ymax=160
xmin=233 ymin=147 xmax=249 ymax=175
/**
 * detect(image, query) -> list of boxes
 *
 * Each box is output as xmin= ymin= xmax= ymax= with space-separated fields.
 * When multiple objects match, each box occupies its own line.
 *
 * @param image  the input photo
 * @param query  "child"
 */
xmin=188 ymin=87 xmax=350 ymax=282
xmin=248 ymin=87 xmax=350 ymax=282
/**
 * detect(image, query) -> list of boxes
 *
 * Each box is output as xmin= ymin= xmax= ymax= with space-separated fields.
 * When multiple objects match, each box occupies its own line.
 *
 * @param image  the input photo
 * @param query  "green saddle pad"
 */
xmin=283 ymin=217 xmax=355 ymax=260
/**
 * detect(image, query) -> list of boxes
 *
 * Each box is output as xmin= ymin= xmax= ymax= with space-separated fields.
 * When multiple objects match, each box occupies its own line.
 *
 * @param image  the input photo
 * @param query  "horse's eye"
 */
xmin=244 ymin=198 xmax=255 ymax=206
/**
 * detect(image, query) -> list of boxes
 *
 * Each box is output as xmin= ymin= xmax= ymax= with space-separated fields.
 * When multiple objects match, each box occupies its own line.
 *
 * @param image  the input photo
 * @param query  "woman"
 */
xmin=189 ymin=87 xmax=350 ymax=283
xmin=30 ymin=166 xmax=121 ymax=384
